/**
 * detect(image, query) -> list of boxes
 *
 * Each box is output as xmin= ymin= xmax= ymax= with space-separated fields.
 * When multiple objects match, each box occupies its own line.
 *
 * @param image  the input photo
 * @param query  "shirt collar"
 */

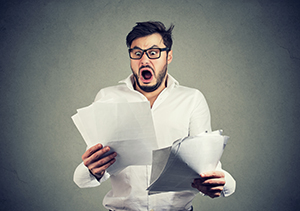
xmin=118 ymin=74 xmax=179 ymax=91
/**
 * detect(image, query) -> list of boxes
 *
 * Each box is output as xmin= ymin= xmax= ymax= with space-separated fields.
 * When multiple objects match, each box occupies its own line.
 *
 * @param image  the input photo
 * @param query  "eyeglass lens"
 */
xmin=130 ymin=48 xmax=161 ymax=59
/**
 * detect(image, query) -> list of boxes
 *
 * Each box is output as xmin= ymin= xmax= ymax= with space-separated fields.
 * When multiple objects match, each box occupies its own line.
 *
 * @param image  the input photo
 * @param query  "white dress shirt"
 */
xmin=73 ymin=74 xmax=236 ymax=211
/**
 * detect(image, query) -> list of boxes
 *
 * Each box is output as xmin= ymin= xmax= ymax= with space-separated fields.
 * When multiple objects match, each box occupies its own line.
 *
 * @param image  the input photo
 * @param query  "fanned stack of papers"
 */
xmin=147 ymin=130 xmax=228 ymax=194
xmin=72 ymin=101 xmax=229 ymax=193
xmin=72 ymin=101 xmax=158 ymax=175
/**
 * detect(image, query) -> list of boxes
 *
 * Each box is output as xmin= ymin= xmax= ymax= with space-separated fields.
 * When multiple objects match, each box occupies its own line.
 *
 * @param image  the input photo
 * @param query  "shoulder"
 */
xmin=173 ymin=84 xmax=206 ymax=100
xmin=168 ymin=75 xmax=205 ymax=99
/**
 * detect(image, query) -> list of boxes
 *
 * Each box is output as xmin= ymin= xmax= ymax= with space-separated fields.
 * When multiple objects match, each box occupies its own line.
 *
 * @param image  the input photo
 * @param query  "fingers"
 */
xmin=88 ymin=151 xmax=117 ymax=170
xmin=192 ymin=171 xmax=226 ymax=198
xmin=191 ymin=180 xmax=225 ymax=198
xmin=204 ymin=187 xmax=224 ymax=198
xmin=81 ymin=143 xmax=117 ymax=180
xmin=82 ymin=143 xmax=103 ymax=160
xmin=82 ymin=144 xmax=112 ymax=167
xmin=198 ymin=177 xmax=226 ymax=186
xmin=90 ymin=155 xmax=116 ymax=178
xmin=200 ymin=171 xmax=225 ymax=179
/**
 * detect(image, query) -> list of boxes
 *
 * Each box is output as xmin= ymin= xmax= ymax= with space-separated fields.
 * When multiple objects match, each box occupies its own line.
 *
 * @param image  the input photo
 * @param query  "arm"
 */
xmin=74 ymin=88 xmax=119 ymax=188
xmin=189 ymin=91 xmax=236 ymax=197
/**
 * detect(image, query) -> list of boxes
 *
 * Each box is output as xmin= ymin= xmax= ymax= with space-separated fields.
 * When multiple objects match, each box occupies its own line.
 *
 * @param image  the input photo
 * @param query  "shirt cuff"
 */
xmin=73 ymin=162 xmax=110 ymax=188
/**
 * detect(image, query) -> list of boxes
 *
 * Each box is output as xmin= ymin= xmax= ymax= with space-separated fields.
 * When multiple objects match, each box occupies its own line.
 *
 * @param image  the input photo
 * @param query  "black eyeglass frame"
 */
xmin=128 ymin=47 xmax=170 ymax=60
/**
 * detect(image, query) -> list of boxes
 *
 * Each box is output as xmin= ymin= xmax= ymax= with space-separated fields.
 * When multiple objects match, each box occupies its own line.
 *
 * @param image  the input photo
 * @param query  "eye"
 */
xmin=148 ymin=49 xmax=159 ymax=56
xmin=150 ymin=51 xmax=157 ymax=55
xmin=134 ymin=50 xmax=142 ymax=56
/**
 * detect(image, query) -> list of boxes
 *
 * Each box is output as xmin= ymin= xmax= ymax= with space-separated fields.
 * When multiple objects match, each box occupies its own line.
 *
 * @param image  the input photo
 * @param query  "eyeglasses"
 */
xmin=128 ymin=47 xmax=170 ymax=60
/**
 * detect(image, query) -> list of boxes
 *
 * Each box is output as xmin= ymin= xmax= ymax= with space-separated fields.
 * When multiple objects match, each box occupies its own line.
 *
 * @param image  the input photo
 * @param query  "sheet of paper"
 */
xmin=100 ymin=139 xmax=155 ymax=175
xmin=72 ymin=104 xmax=97 ymax=147
xmin=72 ymin=101 xmax=158 ymax=175
xmin=147 ymin=130 xmax=228 ymax=194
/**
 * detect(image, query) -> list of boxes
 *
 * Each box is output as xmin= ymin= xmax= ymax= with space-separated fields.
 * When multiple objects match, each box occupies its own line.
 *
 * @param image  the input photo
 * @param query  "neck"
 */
xmin=134 ymin=76 xmax=168 ymax=108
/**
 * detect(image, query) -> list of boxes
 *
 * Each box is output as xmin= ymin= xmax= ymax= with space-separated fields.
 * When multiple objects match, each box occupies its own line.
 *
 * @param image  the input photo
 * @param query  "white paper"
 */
xmin=72 ymin=104 xmax=97 ymax=147
xmin=100 ymin=139 xmax=155 ymax=175
xmin=72 ymin=101 xmax=158 ymax=175
xmin=147 ymin=130 xmax=228 ymax=194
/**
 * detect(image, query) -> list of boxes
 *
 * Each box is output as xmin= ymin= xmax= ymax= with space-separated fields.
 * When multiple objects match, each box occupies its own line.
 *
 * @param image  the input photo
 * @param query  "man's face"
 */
xmin=130 ymin=33 xmax=173 ymax=93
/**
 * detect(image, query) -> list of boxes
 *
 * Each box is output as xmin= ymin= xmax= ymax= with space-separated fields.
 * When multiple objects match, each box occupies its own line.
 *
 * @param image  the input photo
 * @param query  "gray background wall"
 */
xmin=1 ymin=0 xmax=299 ymax=210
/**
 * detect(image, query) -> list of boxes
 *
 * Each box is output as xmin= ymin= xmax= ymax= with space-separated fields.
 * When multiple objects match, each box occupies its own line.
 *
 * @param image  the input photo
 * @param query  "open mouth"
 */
xmin=140 ymin=68 xmax=154 ymax=83
xmin=142 ymin=70 xmax=152 ymax=80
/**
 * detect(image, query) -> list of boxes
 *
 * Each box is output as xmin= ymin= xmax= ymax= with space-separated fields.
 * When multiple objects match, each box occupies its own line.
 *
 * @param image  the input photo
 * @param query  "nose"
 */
xmin=140 ymin=51 xmax=150 ymax=65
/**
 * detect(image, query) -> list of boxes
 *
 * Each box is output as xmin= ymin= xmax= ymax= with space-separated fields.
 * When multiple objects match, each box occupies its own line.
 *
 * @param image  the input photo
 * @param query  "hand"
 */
xmin=82 ymin=143 xmax=117 ymax=180
xmin=191 ymin=171 xmax=226 ymax=198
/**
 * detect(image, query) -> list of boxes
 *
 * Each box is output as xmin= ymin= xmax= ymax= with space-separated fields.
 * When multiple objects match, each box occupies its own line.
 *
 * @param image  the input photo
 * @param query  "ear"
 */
xmin=167 ymin=50 xmax=173 ymax=64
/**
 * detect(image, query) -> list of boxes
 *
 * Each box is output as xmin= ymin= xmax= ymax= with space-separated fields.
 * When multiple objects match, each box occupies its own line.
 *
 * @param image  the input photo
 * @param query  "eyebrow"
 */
xmin=131 ymin=45 xmax=160 ymax=50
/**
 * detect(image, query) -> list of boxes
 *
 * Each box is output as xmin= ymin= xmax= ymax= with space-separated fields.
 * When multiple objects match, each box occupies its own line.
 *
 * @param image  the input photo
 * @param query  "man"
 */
xmin=74 ymin=21 xmax=236 ymax=210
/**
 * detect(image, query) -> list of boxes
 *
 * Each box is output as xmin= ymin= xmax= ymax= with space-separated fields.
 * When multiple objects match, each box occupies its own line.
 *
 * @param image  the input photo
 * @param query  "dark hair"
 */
xmin=126 ymin=21 xmax=174 ymax=50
